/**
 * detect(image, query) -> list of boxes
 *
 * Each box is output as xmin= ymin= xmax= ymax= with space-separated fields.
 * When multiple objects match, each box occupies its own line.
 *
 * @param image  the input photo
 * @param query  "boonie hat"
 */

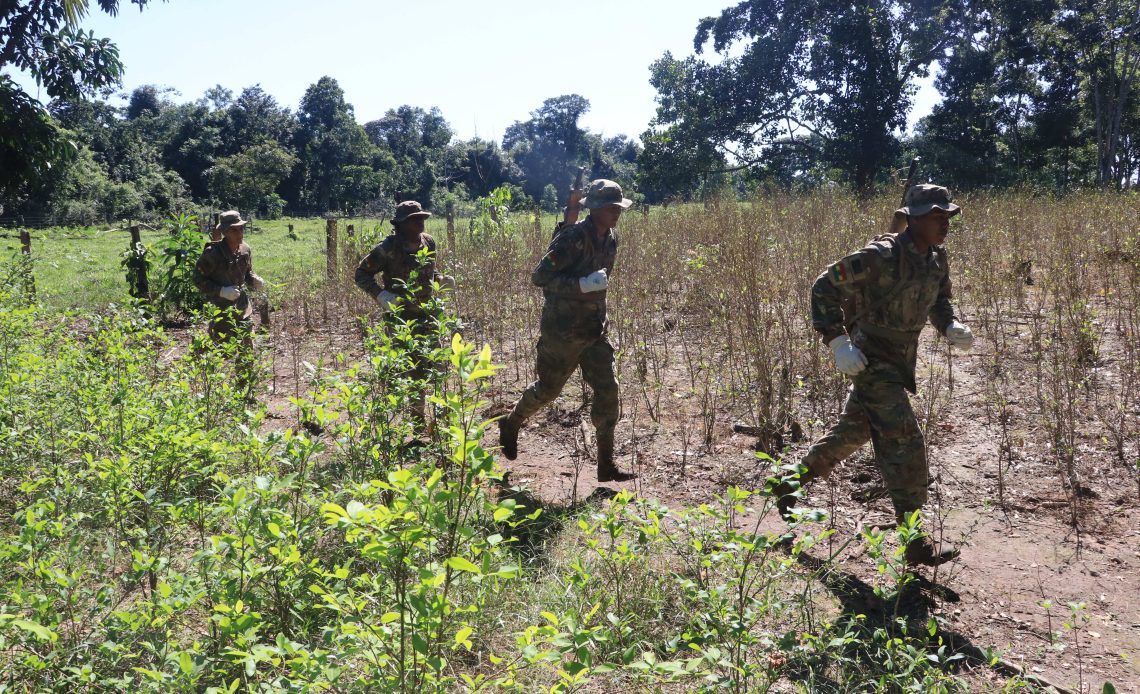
xmin=393 ymin=200 xmax=432 ymax=224
xmin=215 ymin=210 xmax=248 ymax=232
xmin=897 ymin=184 xmax=960 ymax=218
xmin=580 ymin=179 xmax=633 ymax=210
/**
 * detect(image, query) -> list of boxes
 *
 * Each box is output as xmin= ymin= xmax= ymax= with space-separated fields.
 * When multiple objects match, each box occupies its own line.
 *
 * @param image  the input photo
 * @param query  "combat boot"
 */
xmin=902 ymin=536 xmax=960 ymax=566
xmin=769 ymin=466 xmax=817 ymax=522
xmin=596 ymin=430 xmax=636 ymax=483
xmin=499 ymin=416 xmax=520 ymax=461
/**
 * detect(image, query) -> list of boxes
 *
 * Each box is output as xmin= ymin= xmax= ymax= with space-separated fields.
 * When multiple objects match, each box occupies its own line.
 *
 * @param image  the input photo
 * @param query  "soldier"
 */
xmin=355 ymin=200 xmax=454 ymax=423
xmin=774 ymin=184 xmax=974 ymax=566
xmin=193 ymin=210 xmax=265 ymax=391
xmin=499 ymin=179 xmax=636 ymax=483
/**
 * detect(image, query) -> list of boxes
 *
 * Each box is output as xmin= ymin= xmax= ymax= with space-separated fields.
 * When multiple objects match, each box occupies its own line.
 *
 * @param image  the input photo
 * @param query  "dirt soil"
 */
xmin=241 ymin=305 xmax=1139 ymax=694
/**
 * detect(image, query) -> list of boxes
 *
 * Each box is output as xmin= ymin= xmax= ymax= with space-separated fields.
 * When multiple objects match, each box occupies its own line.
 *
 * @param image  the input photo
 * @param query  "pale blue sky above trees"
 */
xmin=10 ymin=0 xmax=938 ymax=141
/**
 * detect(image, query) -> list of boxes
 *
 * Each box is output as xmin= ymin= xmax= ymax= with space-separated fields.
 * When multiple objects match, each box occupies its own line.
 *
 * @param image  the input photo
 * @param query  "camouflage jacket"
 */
xmin=193 ymin=241 xmax=261 ymax=319
xmin=355 ymin=232 xmax=442 ymax=318
xmin=532 ymin=216 xmax=618 ymax=339
xmin=811 ymin=229 xmax=957 ymax=392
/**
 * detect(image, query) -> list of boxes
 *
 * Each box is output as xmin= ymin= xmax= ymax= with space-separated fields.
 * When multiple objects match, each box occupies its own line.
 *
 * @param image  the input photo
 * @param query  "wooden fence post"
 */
xmin=446 ymin=200 xmax=456 ymax=249
xmin=18 ymin=229 xmax=35 ymax=301
xmin=126 ymin=225 xmax=149 ymax=299
xmin=326 ymin=217 xmax=338 ymax=279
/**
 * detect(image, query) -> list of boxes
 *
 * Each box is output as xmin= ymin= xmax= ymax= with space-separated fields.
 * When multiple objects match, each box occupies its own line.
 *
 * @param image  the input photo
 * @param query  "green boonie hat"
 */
xmin=897 ymin=183 xmax=960 ymax=218
xmin=215 ymin=210 xmax=248 ymax=232
xmin=581 ymin=179 xmax=633 ymax=210
xmin=393 ymin=200 xmax=432 ymax=224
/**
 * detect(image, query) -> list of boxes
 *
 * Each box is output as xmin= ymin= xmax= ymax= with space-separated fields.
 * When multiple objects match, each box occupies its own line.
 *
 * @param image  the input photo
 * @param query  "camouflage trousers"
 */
xmin=380 ymin=314 xmax=442 ymax=428
xmin=507 ymin=331 xmax=619 ymax=441
xmin=207 ymin=309 xmax=255 ymax=395
xmin=802 ymin=365 xmax=928 ymax=513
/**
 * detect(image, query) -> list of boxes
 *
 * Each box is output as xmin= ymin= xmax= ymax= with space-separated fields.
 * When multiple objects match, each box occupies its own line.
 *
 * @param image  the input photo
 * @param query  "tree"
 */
xmin=126 ymin=84 xmax=167 ymax=119
xmin=647 ymin=0 xmax=962 ymax=193
xmin=455 ymin=138 xmax=519 ymax=199
xmin=0 ymin=0 xmax=156 ymax=203
xmin=637 ymin=126 xmax=725 ymax=203
xmin=290 ymin=76 xmax=376 ymax=213
xmin=588 ymin=134 xmax=641 ymax=190
xmin=504 ymin=95 xmax=591 ymax=200
xmin=222 ymin=85 xmax=296 ymax=155
xmin=207 ymin=142 xmax=297 ymax=217
xmin=365 ymin=105 xmax=455 ymax=204
xmin=1059 ymin=0 xmax=1140 ymax=187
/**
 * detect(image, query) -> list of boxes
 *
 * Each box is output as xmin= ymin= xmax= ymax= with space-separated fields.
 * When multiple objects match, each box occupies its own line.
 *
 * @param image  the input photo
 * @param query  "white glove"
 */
xmin=579 ymin=269 xmax=608 ymax=293
xmin=376 ymin=289 xmax=398 ymax=312
xmin=829 ymin=335 xmax=868 ymax=376
xmin=440 ymin=275 xmax=456 ymax=292
xmin=218 ymin=286 xmax=240 ymax=302
xmin=946 ymin=321 xmax=974 ymax=350
xmin=248 ymin=274 xmax=266 ymax=292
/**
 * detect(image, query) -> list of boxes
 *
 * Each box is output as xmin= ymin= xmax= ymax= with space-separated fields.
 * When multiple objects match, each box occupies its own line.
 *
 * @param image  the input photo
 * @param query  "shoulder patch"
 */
xmin=829 ymin=253 xmax=870 ymax=285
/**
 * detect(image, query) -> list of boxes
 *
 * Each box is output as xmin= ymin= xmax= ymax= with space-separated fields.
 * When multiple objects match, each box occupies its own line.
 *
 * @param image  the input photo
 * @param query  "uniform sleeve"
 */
xmin=355 ymin=245 xmax=386 ymax=297
xmin=193 ymin=247 xmax=222 ymax=297
xmin=810 ymin=249 xmax=877 ymax=344
xmin=928 ymin=252 xmax=957 ymax=334
xmin=531 ymin=231 xmax=585 ymax=295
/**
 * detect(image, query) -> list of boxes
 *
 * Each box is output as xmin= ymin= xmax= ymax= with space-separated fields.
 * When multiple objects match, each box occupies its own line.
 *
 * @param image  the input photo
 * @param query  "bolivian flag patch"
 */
xmin=829 ymin=255 xmax=866 ymax=285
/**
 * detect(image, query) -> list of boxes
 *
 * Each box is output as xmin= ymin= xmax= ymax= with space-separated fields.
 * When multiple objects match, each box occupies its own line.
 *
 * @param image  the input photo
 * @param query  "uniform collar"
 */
xmin=583 ymin=216 xmax=615 ymax=243
xmin=899 ymin=229 xmax=935 ymax=262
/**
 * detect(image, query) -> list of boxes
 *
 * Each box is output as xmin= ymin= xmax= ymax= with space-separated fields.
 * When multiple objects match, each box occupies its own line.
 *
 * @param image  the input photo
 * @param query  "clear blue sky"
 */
xmin=10 ymin=0 xmax=939 ymax=141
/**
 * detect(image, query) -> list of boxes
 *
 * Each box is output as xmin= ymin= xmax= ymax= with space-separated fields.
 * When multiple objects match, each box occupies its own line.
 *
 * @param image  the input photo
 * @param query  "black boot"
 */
xmin=769 ymin=465 xmax=817 ymax=522
xmin=499 ymin=417 xmax=520 ymax=461
xmin=597 ymin=430 xmax=636 ymax=483
xmin=903 ymin=536 xmax=960 ymax=566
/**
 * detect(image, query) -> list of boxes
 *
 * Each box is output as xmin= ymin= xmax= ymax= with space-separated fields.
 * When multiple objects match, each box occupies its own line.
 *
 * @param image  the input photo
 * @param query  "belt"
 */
xmin=544 ymin=290 xmax=607 ymax=305
xmin=857 ymin=322 xmax=923 ymax=342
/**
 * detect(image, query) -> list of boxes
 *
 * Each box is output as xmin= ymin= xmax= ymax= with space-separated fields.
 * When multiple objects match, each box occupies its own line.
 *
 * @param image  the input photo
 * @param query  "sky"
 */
xmin=8 ymin=0 xmax=940 ymax=142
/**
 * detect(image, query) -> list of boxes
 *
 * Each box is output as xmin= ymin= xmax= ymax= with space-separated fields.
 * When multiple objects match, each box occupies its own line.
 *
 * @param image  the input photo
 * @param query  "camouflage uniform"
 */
xmin=355 ymin=230 xmax=444 ymax=420
xmin=355 ymin=231 xmax=443 ymax=319
xmin=193 ymin=240 xmax=261 ymax=342
xmin=506 ymin=216 xmax=620 ymax=457
xmin=804 ymin=228 xmax=958 ymax=514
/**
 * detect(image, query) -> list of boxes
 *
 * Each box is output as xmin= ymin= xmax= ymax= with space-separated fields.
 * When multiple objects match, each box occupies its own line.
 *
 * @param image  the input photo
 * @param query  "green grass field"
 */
xmin=2 ymin=213 xmax=562 ymax=310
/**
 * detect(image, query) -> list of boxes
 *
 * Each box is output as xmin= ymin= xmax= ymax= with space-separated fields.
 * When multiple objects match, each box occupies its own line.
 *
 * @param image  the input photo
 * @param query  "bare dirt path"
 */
xmin=243 ymin=310 xmax=1138 ymax=692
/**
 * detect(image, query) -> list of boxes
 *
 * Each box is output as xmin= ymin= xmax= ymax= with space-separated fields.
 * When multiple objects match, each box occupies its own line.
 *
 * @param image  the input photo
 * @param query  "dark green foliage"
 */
xmin=0 ymin=0 xmax=156 ymax=204
xmin=287 ymin=76 xmax=380 ymax=215
xmin=505 ymin=95 xmax=592 ymax=201
xmin=154 ymin=213 xmax=207 ymax=316
xmin=644 ymin=0 xmax=959 ymax=195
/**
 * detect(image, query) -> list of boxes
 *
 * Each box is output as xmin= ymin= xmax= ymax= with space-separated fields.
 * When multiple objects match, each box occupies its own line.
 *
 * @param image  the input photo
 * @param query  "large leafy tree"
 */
xmin=647 ymin=0 xmax=961 ymax=194
xmin=1058 ymin=0 xmax=1140 ymax=187
xmin=1 ymin=0 xmax=157 ymax=205
xmin=289 ymin=76 xmax=377 ymax=214
xmin=504 ymin=94 xmax=591 ymax=200
xmin=364 ymin=105 xmax=454 ymax=205
xmin=915 ymin=0 xmax=1068 ymax=188
xmin=454 ymin=138 xmax=519 ymax=199
xmin=207 ymin=142 xmax=296 ymax=217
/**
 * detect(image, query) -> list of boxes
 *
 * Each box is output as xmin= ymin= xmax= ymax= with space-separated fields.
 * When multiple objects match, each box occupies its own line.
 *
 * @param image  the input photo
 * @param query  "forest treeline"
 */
xmin=3 ymin=0 xmax=1139 ymax=224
